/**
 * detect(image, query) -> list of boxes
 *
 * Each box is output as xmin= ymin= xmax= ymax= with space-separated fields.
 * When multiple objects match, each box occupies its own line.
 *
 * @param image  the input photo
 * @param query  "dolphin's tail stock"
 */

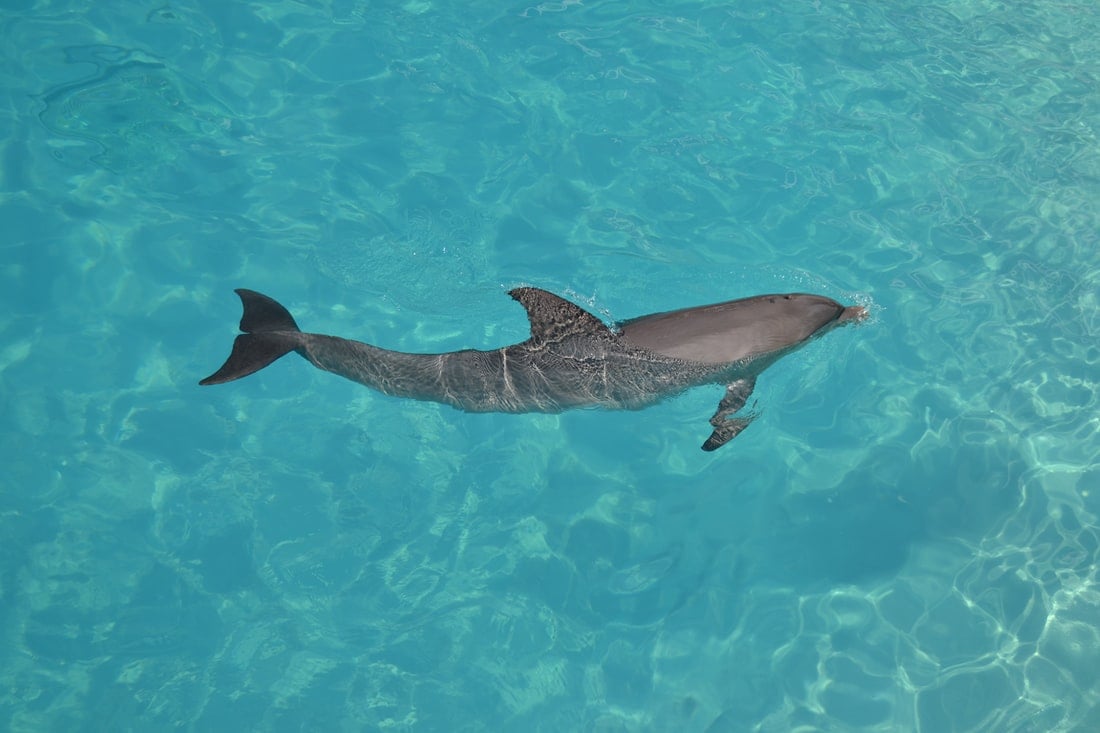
xmin=199 ymin=289 xmax=305 ymax=386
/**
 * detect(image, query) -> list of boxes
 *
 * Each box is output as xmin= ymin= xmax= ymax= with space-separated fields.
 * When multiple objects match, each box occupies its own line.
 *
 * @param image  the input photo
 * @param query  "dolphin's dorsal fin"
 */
xmin=508 ymin=287 xmax=613 ymax=344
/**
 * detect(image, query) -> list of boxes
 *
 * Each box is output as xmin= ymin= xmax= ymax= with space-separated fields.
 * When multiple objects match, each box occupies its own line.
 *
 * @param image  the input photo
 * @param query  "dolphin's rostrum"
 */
xmin=201 ymin=287 xmax=867 ymax=450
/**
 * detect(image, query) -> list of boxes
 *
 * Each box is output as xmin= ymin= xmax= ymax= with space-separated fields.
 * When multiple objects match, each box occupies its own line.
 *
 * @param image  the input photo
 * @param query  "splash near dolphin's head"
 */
xmin=838 ymin=305 xmax=869 ymax=324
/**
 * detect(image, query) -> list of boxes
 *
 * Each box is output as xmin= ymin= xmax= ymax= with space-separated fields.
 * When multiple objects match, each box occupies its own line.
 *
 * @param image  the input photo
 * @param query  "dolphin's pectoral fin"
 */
xmin=711 ymin=377 xmax=756 ymax=420
xmin=702 ymin=417 xmax=754 ymax=451
xmin=701 ymin=378 xmax=757 ymax=451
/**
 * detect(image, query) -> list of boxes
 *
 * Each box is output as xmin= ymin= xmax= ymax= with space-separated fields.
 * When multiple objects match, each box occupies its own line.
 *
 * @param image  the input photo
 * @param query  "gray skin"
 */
xmin=200 ymin=287 xmax=867 ymax=450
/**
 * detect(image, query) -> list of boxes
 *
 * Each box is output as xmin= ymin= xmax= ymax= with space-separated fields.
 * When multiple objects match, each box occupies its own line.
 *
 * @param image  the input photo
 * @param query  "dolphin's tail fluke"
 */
xmin=199 ymin=289 xmax=304 ymax=386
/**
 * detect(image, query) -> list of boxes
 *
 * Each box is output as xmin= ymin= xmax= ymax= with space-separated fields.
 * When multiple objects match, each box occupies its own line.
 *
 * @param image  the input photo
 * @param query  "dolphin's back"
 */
xmin=618 ymin=293 xmax=846 ymax=364
xmin=201 ymin=288 xmax=718 ymax=413
xmin=294 ymin=332 xmax=685 ymax=413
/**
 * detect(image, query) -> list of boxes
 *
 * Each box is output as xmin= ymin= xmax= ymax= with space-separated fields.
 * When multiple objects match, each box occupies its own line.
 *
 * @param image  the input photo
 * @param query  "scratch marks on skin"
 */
xmin=434 ymin=354 xmax=450 ymax=403
xmin=500 ymin=348 xmax=519 ymax=406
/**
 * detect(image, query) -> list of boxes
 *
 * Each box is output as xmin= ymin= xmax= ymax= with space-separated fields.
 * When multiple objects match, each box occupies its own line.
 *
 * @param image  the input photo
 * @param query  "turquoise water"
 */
xmin=2 ymin=0 xmax=1099 ymax=730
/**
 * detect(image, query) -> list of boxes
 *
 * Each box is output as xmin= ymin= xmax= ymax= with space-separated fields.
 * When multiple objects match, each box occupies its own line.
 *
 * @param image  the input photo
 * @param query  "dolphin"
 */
xmin=200 ymin=287 xmax=867 ymax=450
